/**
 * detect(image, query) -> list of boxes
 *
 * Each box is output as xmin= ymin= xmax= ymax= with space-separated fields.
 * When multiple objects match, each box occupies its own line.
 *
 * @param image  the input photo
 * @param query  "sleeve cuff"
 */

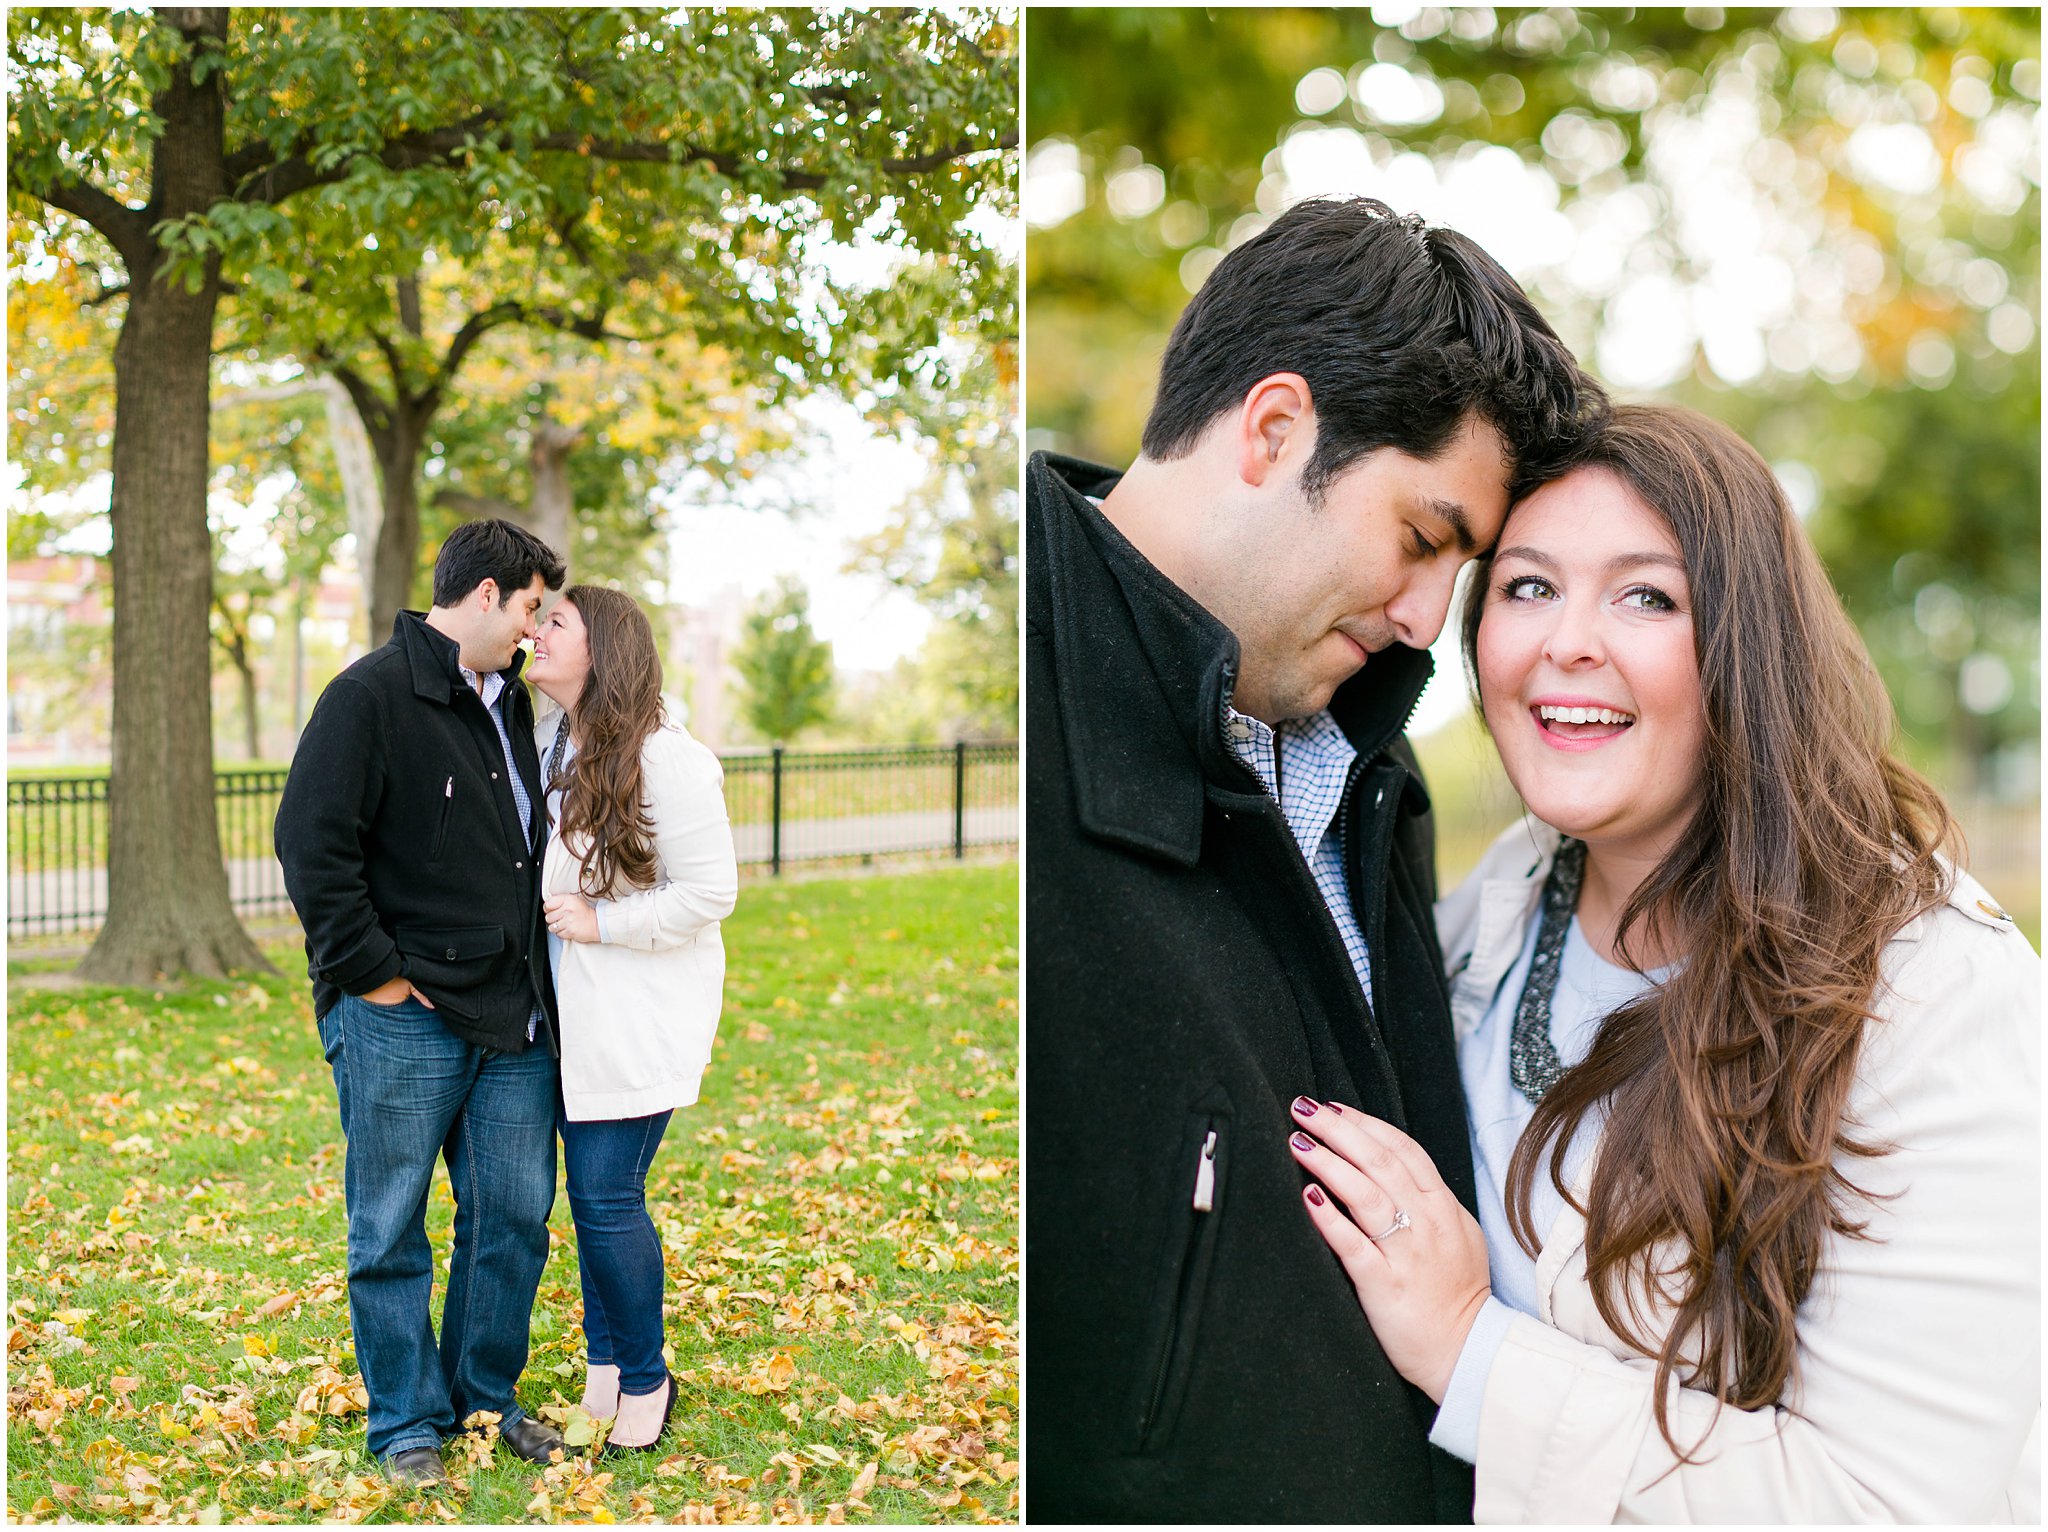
xmin=594 ymin=901 xmax=613 ymax=944
xmin=1428 ymin=1295 xmax=1519 ymax=1465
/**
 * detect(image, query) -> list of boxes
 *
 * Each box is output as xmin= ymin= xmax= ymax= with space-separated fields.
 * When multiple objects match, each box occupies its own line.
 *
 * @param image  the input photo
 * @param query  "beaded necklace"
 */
xmin=1510 ymin=837 xmax=1588 ymax=1105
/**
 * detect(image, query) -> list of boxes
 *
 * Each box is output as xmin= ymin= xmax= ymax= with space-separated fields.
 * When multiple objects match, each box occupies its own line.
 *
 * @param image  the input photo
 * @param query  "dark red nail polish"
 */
xmin=1290 ymin=1131 xmax=1314 ymax=1153
xmin=1292 ymin=1095 xmax=1319 ymax=1117
xmin=1305 ymin=1184 xmax=1327 ymax=1207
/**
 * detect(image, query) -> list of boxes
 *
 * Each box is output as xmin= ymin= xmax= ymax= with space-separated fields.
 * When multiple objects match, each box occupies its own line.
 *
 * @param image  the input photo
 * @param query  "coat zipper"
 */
xmin=1138 ymin=1122 xmax=1222 ymax=1450
xmin=1191 ymin=1130 xmax=1218 ymax=1212
xmin=432 ymin=775 xmax=454 ymax=859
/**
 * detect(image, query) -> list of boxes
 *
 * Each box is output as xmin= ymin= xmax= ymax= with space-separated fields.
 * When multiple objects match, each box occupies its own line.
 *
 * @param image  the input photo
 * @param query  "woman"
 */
xmin=526 ymin=584 xmax=739 ymax=1455
xmin=1287 ymin=406 xmax=2039 ymax=1521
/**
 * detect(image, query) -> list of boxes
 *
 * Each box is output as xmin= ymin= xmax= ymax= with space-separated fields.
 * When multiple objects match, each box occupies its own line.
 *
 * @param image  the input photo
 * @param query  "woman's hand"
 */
xmin=1288 ymin=1097 xmax=1492 ymax=1403
xmin=544 ymin=892 xmax=602 ymax=944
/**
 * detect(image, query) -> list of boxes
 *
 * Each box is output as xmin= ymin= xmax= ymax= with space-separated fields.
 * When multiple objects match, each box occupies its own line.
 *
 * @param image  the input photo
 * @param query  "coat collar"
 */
xmin=1032 ymin=451 xmax=1434 ymax=867
xmin=394 ymin=609 xmax=528 ymax=706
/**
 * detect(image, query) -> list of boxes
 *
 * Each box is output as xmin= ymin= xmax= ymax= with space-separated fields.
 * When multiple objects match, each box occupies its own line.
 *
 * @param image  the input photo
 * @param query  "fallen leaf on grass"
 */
xmin=848 ymin=1459 xmax=878 ymax=1504
xmin=293 ymin=1365 xmax=368 ymax=1418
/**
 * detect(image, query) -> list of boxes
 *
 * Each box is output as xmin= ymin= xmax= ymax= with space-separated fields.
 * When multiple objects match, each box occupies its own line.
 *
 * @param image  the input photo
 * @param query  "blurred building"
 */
xmin=7 ymin=556 xmax=113 ymax=765
xmin=667 ymin=583 xmax=748 ymax=749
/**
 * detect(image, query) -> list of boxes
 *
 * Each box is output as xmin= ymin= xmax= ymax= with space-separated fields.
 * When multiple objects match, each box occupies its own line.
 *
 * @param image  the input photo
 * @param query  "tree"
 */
xmin=7 ymin=7 xmax=1016 ymax=981
xmin=9 ymin=8 xmax=264 ymax=979
xmin=732 ymin=579 xmax=836 ymax=744
xmin=425 ymin=320 xmax=795 ymax=612
xmin=849 ymin=339 xmax=1019 ymax=738
xmin=206 ymin=386 xmax=351 ymax=759
xmin=229 ymin=7 xmax=1018 ymax=644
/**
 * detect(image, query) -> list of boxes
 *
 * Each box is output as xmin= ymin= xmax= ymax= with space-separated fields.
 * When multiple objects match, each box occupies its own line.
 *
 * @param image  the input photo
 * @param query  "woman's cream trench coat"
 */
xmin=537 ymin=708 xmax=738 ymax=1121
xmin=1437 ymin=820 xmax=2040 ymax=1523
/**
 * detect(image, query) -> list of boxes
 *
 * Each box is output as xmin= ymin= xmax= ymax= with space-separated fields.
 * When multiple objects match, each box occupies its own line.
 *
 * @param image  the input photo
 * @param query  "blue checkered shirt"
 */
xmin=1223 ymin=705 xmax=1373 ymax=1001
xmin=462 ymin=665 xmax=542 ymax=1043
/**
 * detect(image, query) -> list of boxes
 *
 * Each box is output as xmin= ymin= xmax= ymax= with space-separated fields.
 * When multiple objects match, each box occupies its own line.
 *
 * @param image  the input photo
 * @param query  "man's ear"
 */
xmin=475 ymin=577 xmax=500 ymax=611
xmin=1235 ymin=373 xmax=1313 ymax=489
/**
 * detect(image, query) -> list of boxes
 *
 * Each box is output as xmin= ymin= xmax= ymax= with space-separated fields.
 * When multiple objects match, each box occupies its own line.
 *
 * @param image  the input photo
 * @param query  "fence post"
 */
xmin=770 ymin=744 xmax=784 ymax=877
xmin=953 ymin=740 xmax=967 ymax=859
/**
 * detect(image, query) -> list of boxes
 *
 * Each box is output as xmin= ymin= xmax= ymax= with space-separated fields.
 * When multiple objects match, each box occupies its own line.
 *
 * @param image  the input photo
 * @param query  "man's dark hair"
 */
xmin=1141 ymin=197 xmax=1606 ymax=502
xmin=430 ymin=518 xmax=567 ymax=608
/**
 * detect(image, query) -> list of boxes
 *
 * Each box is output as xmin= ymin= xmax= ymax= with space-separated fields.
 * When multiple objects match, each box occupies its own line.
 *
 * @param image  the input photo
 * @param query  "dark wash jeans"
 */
xmin=558 ymin=1106 xmax=674 ymax=1395
xmin=318 ymin=993 xmax=556 ymax=1459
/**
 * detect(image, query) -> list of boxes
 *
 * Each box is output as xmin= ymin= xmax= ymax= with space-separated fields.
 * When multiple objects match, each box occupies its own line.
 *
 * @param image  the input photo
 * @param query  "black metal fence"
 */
xmin=6 ymin=741 xmax=1018 ymax=938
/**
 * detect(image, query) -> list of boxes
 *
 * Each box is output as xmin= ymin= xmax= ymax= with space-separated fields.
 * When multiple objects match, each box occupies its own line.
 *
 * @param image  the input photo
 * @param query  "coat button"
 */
xmin=1977 ymin=898 xmax=2012 ymax=921
xmin=445 ymin=947 xmax=457 ymax=960
xmin=492 ymin=771 xmax=499 ymax=779
xmin=516 ymin=861 xmax=525 ymax=870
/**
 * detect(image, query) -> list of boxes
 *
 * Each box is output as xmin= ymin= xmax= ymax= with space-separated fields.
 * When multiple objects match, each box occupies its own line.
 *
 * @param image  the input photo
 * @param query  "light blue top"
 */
xmin=538 ymin=722 xmax=612 ymax=985
xmin=1428 ymin=914 xmax=1663 ymax=1462
xmin=1223 ymin=706 xmax=1372 ymax=999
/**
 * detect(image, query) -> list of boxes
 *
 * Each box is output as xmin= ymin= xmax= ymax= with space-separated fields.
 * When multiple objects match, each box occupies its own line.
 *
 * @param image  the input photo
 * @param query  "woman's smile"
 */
xmin=1529 ymin=694 xmax=1637 ymax=749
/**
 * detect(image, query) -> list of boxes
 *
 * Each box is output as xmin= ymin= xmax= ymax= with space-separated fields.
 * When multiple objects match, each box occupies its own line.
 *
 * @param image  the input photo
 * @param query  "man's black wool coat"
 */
xmin=275 ymin=611 xmax=555 ymax=1053
xmin=1026 ymin=453 xmax=1480 ymax=1524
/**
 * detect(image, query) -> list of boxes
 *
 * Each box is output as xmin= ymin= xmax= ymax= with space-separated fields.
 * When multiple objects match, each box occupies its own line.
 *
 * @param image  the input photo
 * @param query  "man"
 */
xmin=1026 ymin=197 xmax=1605 ymax=1522
xmin=276 ymin=519 xmax=568 ymax=1484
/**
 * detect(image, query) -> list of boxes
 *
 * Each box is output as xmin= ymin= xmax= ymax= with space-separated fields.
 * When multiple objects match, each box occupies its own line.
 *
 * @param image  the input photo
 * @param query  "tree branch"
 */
xmin=231 ymin=112 xmax=507 ymax=205
xmin=328 ymin=363 xmax=394 ymax=444
xmin=11 ymin=174 xmax=153 ymax=266
xmin=234 ymin=112 xmax=1015 ymax=206
xmin=395 ymin=273 xmax=424 ymax=337
xmin=217 ymin=378 xmax=327 ymax=409
xmin=367 ymin=329 xmax=416 ymax=401
xmin=437 ymin=300 xmax=526 ymax=386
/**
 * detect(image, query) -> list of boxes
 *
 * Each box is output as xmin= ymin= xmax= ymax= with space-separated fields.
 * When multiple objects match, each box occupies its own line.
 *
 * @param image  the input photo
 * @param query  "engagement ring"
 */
xmin=1366 ymin=1209 xmax=1411 ymax=1242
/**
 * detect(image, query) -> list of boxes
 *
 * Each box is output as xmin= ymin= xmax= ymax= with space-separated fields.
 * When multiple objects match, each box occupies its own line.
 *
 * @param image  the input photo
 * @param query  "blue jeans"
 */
xmin=558 ymin=1106 xmax=674 ymax=1395
xmin=318 ymin=994 xmax=557 ymax=1459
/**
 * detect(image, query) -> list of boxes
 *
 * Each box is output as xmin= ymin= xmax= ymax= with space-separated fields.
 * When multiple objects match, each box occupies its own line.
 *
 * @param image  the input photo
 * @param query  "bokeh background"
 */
xmin=1027 ymin=5 xmax=2040 ymax=936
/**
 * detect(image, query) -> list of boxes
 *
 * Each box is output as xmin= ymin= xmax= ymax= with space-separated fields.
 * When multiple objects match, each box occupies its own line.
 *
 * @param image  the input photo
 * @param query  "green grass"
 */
xmin=6 ymin=864 xmax=1019 ymax=1524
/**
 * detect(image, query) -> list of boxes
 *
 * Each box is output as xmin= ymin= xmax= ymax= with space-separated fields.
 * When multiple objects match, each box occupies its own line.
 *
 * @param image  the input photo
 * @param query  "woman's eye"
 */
xmin=1498 ymin=575 xmax=1554 ymax=602
xmin=1620 ymin=585 xmax=1678 ymax=613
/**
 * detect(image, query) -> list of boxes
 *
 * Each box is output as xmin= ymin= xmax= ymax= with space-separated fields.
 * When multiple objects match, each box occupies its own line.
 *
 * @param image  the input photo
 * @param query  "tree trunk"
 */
xmin=366 ymin=405 xmax=429 ymax=646
xmin=318 ymin=380 xmax=383 ymax=645
xmin=79 ymin=10 xmax=270 ymax=982
xmin=290 ymin=579 xmax=308 ymax=746
xmin=232 ymin=632 xmax=261 ymax=761
xmin=528 ymin=415 xmax=584 ymax=575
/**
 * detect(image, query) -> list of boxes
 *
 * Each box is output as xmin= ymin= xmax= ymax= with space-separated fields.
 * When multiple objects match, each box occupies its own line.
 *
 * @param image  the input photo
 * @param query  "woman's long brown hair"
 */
xmin=553 ymin=584 xmax=664 ymax=897
xmin=1460 ymin=404 xmax=1958 ymax=1455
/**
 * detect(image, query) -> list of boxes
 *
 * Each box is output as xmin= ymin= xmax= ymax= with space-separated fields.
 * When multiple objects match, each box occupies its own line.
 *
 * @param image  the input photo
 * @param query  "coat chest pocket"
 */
xmin=1122 ymin=1098 xmax=1231 ymax=1457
